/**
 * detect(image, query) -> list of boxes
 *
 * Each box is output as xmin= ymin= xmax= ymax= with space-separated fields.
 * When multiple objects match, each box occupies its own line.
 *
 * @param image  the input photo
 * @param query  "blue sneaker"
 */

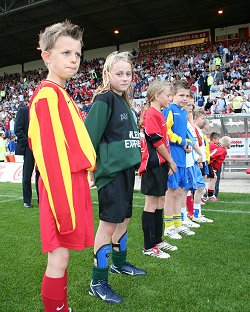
xmin=89 ymin=280 xmax=123 ymax=304
xmin=110 ymin=262 xmax=147 ymax=276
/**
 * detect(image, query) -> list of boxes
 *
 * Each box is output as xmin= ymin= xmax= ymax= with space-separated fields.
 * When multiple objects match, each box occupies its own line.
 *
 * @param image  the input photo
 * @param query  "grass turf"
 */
xmin=0 ymin=182 xmax=249 ymax=312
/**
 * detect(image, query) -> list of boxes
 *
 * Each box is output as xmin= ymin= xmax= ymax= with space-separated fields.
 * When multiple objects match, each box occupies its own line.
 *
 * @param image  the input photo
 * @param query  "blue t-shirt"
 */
xmin=162 ymin=103 xmax=188 ymax=167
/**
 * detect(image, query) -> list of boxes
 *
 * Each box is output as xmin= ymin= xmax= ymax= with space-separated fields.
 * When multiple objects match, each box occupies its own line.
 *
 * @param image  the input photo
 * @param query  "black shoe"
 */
xmin=110 ymin=262 xmax=147 ymax=276
xmin=24 ymin=203 xmax=32 ymax=208
xmin=89 ymin=280 xmax=123 ymax=304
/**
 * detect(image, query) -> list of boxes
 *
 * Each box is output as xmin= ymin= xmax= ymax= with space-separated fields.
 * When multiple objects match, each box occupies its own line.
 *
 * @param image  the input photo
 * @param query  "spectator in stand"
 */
xmin=215 ymin=93 xmax=227 ymax=113
xmin=231 ymin=91 xmax=243 ymax=113
xmin=207 ymin=72 xmax=214 ymax=94
xmin=196 ymin=91 xmax=205 ymax=108
xmin=8 ymin=135 xmax=16 ymax=153
xmin=210 ymin=81 xmax=219 ymax=93
xmin=4 ymin=116 xmax=10 ymax=139
xmin=9 ymin=116 xmax=15 ymax=136
xmin=0 ymin=131 xmax=6 ymax=161
xmin=204 ymin=97 xmax=213 ymax=112
xmin=210 ymin=99 xmax=217 ymax=114
xmin=242 ymin=95 xmax=250 ymax=113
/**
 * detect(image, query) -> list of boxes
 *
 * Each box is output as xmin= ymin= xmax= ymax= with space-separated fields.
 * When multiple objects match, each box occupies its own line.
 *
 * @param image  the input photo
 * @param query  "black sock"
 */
xmin=155 ymin=209 xmax=163 ymax=245
xmin=208 ymin=189 xmax=214 ymax=197
xmin=142 ymin=211 xmax=155 ymax=250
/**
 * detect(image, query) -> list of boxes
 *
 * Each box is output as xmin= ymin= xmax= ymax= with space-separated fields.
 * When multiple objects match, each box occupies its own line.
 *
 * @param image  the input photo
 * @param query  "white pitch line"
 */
xmin=0 ymin=198 xmax=22 ymax=203
xmin=134 ymin=195 xmax=250 ymax=205
xmin=0 ymin=194 xmax=22 ymax=198
xmin=202 ymin=208 xmax=250 ymax=214
xmin=215 ymin=201 xmax=250 ymax=205
xmin=92 ymin=201 xmax=250 ymax=214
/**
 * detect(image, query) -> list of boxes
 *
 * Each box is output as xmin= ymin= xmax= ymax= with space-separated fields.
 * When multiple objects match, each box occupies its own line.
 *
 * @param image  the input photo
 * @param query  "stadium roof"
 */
xmin=0 ymin=0 xmax=249 ymax=68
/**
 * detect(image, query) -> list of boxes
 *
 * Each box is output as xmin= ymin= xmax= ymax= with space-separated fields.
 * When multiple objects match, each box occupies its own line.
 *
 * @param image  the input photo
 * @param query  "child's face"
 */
xmin=212 ymin=137 xmax=220 ymax=145
xmin=42 ymin=36 xmax=82 ymax=85
xmin=173 ymin=88 xmax=190 ymax=108
xmin=109 ymin=60 xmax=132 ymax=95
xmin=186 ymin=102 xmax=194 ymax=113
xmin=157 ymin=87 xmax=173 ymax=108
xmin=195 ymin=115 xmax=206 ymax=128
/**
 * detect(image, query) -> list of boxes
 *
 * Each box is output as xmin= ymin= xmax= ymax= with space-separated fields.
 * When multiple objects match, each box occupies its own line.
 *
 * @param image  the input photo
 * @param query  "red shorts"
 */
xmin=39 ymin=171 xmax=94 ymax=253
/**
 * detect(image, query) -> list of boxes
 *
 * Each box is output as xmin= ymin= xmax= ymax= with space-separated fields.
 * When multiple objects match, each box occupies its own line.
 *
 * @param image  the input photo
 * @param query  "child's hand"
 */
xmin=168 ymin=168 xmax=173 ymax=176
xmin=88 ymin=172 xmax=96 ymax=188
xmin=197 ymin=156 xmax=203 ymax=164
xmin=183 ymin=142 xmax=192 ymax=153
xmin=168 ymin=160 xmax=177 ymax=173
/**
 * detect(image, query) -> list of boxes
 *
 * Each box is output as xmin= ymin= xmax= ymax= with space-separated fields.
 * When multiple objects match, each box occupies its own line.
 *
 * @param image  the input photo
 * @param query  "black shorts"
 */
xmin=200 ymin=162 xmax=206 ymax=176
xmin=141 ymin=162 xmax=169 ymax=196
xmin=208 ymin=164 xmax=215 ymax=178
xmin=98 ymin=168 xmax=135 ymax=223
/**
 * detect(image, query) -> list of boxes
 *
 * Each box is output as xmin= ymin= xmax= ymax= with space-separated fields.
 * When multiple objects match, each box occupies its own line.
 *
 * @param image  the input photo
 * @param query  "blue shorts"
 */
xmin=184 ymin=166 xmax=196 ymax=191
xmin=168 ymin=166 xmax=187 ymax=190
xmin=184 ymin=164 xmax=205 ymax=191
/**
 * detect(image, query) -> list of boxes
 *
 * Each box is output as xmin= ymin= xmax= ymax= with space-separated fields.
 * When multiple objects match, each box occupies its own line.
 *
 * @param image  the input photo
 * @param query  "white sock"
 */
xmin=181 ymin=207 xmax=188 ymax=221
xmin=194 ymin=203 xmax=201 ymax=218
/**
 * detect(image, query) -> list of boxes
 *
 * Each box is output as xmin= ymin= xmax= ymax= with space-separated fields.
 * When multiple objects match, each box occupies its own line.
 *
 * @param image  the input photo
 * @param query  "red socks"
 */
xmin=186 ymin=192 xmax=194 ymax=217
xmin=41 ymin=272 xmax=68 ymax=312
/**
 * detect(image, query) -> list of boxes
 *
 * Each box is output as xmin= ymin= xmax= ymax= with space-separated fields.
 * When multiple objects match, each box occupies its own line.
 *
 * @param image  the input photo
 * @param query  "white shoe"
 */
xmin=192 ymin=216 xmax=214 ymax=223
xmin=157 ymin=240 xmax=178 ymax=251
xmin=200 ymin=215 xmax=214 ymax=223
xmin=183 ymin=217 xmax=200 ymax=228
xmin=176 ymin=225 xmax=195 ymax=236
xmin=164 ymin=226 xmax=182 ymax=239
xmin=143 ymin=245 xmax=170 ymax=259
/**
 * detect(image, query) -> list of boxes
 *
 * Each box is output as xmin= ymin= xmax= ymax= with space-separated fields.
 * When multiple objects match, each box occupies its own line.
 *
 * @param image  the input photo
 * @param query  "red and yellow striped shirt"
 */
xmin=28 ymin=80 xmax=96 ymax=234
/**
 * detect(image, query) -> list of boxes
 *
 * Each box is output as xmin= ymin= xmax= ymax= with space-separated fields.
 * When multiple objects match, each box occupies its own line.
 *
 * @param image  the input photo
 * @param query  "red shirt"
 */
xmin=139 ymin=107 xmax=170 ymax=174
xmin=209 ymin=142 xmax=227 ymax=170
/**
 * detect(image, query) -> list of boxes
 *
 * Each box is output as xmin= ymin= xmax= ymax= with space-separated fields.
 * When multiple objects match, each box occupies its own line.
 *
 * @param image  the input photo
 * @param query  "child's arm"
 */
xmin=164 ymin=109 xmax=188 ymax=148
xmin=156 ymin=144 xmax=176 ymax=173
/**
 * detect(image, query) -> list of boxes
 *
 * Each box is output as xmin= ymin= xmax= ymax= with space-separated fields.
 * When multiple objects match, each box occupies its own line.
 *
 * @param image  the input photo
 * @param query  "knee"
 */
xmin=48 ymin=248 xmax=70 ymax=273
xmin=99 ymin=222 xmax=117 ymax=236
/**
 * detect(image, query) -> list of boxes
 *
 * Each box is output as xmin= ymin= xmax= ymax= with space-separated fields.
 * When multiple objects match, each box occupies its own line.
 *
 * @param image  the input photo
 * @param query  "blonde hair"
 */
xmin=139 ymin=79 xmax=172 ymax=127
xmin=193 ymin=108 xmax=206 ymax=120
xmin=94 ymin=51 xmax=133 ymax=104
xmin=146 ymin=79 xmax=172 ymax=103
xmin=220 ymin=136 xmax=232 ymax=148
xmin=39 ymin=20 xmax=83 ymax=52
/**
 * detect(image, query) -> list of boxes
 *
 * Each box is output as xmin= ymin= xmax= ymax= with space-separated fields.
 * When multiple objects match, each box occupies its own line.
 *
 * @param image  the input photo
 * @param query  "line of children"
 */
xmin=29 ymin=20 xmax=226 ymax=310
xmin=139 ymin=80 xmax=177 ymax=258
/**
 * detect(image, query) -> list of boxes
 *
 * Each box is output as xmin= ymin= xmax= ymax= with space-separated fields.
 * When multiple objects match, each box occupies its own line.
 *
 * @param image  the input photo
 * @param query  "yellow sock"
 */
xmin=164 ymin=215 xmax=174 ymax=229
xmin=173 ymin=213 xmax=182 ymax=228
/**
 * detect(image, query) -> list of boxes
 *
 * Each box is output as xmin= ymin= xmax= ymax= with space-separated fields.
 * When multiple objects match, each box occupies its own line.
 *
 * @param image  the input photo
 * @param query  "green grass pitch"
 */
xmin=0 ymin=182 xmax=249 ymax=312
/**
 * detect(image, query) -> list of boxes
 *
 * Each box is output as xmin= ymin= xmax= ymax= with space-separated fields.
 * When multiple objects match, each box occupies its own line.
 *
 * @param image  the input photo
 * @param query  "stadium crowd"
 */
xmin=0 ymin=39 xmax=250 ymax=144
